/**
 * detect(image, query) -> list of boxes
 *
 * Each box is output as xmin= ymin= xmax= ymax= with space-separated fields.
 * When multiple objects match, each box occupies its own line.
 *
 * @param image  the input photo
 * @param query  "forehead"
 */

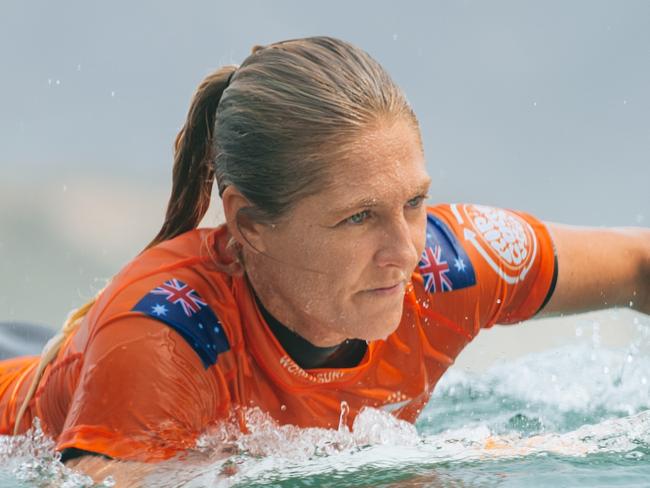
xmin=324 ymin=120 xmax=428 ymax=198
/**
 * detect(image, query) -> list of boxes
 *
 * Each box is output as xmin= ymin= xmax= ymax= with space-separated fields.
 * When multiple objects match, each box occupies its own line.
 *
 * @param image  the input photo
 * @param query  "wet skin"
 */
xmin=222 ymin=118 xmax=432 ymax=347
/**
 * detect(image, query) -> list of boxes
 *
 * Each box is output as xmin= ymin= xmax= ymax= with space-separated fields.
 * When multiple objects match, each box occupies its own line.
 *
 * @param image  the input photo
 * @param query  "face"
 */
xmin=244 ymin=119 xmax=431 ymax=347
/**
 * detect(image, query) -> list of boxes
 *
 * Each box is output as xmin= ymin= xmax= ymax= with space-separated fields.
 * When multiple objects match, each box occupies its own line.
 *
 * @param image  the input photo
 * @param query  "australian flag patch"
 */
xmin=418 ymin=214 xmax=476 ymax=293
xmin=132 ymin=278 xmax=230 ymax=368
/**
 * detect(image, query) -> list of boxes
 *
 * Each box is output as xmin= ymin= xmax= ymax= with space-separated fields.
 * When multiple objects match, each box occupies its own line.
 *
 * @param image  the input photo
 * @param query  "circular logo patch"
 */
xmin=462 ymin=204 xmax=537 ymax=283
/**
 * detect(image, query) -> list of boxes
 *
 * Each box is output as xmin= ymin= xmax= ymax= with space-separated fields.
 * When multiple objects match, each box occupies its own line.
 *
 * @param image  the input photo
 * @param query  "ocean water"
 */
xmin=1 ymin=321 xmax=649 ymax=487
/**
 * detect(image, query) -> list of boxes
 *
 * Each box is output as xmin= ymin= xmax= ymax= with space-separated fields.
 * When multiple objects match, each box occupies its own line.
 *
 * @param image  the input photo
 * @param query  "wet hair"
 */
xmin=14 ymin=36 xmax=419 ymax=433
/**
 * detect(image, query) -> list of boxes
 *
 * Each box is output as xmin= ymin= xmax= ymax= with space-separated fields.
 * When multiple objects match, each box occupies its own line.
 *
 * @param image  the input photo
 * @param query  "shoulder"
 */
xmin=415 ymin=203 xmax=556 ymax=327
xmin=74 ymin=226 xmax=241 ymax=368
xmin=415 ymin=204 xmax=478 ymax=294
xmin=92 ymin=227 xmax=229 ymax=319
xmin=421 ymin=203 xmax=553 ymax=289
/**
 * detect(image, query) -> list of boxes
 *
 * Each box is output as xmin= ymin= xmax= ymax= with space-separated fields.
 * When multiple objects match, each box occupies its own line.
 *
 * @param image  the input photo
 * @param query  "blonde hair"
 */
xmin=14 ymin=36 xmax=418 ymax=434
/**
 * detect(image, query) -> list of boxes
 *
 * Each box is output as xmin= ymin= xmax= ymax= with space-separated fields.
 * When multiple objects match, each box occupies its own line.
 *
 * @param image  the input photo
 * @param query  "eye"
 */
xmin=345 ymin=209 xmax=371 ymax=225
xmin=406 ymin=194 xmax=428 ymax=209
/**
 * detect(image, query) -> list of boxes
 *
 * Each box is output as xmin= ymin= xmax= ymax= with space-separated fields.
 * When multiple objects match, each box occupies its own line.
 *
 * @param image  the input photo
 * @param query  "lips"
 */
xmin=365 ymin=280 xmax=406 ymax=295
xmin=372 ymin=283 xmax=401 ymax=291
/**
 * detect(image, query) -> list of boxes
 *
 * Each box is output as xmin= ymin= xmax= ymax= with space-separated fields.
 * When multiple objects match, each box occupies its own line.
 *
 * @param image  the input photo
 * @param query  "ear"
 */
xmin=221 ymin=186 xmax=268 ymax=253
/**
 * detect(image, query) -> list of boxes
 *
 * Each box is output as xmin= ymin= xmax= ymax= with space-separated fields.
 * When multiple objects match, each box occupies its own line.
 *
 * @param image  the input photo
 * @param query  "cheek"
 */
xmin=326 ymin=237 xmax=376 ymax=285
xmin=269 ymin=230 xmax=363 ymax=292
xmin=300 ymin=231 xmax=371 ymax=278
xmin=412 ymin=212 xmax=428 ymax=258
xmin=269 ymin=221 xmax=387 ymax=307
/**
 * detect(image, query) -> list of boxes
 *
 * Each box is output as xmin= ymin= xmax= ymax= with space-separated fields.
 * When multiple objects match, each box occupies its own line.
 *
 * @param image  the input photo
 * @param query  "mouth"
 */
xmin=364 ymin=281 xmax=406 ymax=296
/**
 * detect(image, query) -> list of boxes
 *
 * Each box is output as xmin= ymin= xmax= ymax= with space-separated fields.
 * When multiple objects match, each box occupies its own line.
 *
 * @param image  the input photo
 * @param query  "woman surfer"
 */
xmin=1 ymin=36 xmax=648 ymax=485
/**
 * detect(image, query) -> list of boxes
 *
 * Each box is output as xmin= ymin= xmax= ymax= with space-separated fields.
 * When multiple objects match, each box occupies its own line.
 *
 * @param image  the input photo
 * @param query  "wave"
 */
xmin=1 ymin=339 xmax=649 ymax=487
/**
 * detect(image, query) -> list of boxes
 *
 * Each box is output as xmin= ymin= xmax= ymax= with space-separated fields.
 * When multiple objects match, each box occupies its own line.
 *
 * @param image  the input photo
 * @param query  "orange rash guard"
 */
xmin=0 ymin=204 xmax=557 ymax=462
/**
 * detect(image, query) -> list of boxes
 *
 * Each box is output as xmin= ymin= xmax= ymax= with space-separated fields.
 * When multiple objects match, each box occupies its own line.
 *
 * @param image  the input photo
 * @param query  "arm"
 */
xmin=56 ymin=315 xmax=223 ymax=461
xmin=65 ymin=456 xmax=155 ymax=488
xmin=65 ymin=446 xmax=235 ymax=487
xmin=539 ymin=223 xmax=650 ymax=316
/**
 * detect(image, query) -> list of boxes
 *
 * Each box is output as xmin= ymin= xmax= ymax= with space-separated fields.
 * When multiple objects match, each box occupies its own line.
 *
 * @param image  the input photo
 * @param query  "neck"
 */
xmin=244 ymin=259 xmax=349 ymax=348
xmin=251 ymin=283 xmax=367 ymax=370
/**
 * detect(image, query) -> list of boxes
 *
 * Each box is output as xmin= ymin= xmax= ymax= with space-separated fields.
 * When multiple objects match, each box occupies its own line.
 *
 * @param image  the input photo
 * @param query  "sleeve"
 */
xmin=419 ymin=204 xmax=557 ymax=334
xmin=55 ymin=314 xmax=228 ymax=462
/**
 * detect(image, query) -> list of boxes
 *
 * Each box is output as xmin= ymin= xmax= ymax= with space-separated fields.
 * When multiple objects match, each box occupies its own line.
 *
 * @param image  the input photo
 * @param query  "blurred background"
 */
xmin=1 ymin=0 xmax=648 ymax=370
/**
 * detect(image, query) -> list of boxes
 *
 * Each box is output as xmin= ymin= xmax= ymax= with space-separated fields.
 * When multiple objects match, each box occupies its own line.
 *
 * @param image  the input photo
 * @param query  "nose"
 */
xmin=374 ymin=214 xmax=421 ymax=271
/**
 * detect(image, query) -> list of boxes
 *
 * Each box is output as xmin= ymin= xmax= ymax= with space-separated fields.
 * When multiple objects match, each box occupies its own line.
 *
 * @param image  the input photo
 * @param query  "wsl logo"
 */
xmin=450 ymin=204 xmax=538 ymax=284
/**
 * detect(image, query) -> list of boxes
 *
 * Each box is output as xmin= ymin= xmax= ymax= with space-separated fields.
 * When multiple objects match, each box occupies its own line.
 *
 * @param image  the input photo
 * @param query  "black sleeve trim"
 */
xmin=535 ymin=252 xmax=559 ymax=315
xmin=60 ymin=447 xmax=112 ymax=464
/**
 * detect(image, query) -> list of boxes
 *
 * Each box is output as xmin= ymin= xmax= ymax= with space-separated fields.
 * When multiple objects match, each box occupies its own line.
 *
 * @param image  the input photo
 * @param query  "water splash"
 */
xmin=0 ymin=418 xmax=114 ymax=487
xmin=1 ymin=337 xmax=649 ymax=487
xmin=185 ymin=395 xmax=650 ymax=486
xmin=422 ymin=342 xmax=650 ymax=435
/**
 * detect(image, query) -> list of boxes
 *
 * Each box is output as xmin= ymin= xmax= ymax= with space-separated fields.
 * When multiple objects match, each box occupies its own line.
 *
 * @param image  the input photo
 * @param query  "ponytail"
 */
xmin=13 ymin=65 xmax=237 ymax=434
xmin=148 ymin=65 xmax=237 ymax=249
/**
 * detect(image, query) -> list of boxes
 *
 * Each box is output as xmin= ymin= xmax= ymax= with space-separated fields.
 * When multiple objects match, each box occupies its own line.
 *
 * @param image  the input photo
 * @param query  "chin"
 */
xmin=355 ymin=309 xmax=403 ymax=342
xmin=363 ymin=320 xmax=402 ymax=342
xmin=339 ymin=295 xmax=405 ymax=341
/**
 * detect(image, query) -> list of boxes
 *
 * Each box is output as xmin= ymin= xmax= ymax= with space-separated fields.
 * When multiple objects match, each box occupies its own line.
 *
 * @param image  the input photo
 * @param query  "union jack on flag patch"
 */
xmin=150 ymin=278 xmax=207 ymax=317
xmin=419 ymin=245 xmax=454 ymax=292
xmin=132 ymin=278 xmax=229 ymax=367
xmin=418 ymin=214 xmax=476 ymax=293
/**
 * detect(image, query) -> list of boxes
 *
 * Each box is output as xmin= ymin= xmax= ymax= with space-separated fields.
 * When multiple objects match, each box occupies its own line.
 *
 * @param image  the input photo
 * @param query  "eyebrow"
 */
xmin=332 ymin=178 xmax=432 ymax=216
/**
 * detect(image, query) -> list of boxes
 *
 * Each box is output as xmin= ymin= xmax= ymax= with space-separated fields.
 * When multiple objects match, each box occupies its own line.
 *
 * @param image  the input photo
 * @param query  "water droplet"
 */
xmin=338 ymin=401 xmax=350 ymax=431
xmin=280 ymin=404 xmax=287 ymax=411
xmin=102 ymin=476 xmax=117 ymax=487
xmin=625 ymin=451 xmax=644 ymax=460
xmin=111 ymin=91 xmax=116 ymax=97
